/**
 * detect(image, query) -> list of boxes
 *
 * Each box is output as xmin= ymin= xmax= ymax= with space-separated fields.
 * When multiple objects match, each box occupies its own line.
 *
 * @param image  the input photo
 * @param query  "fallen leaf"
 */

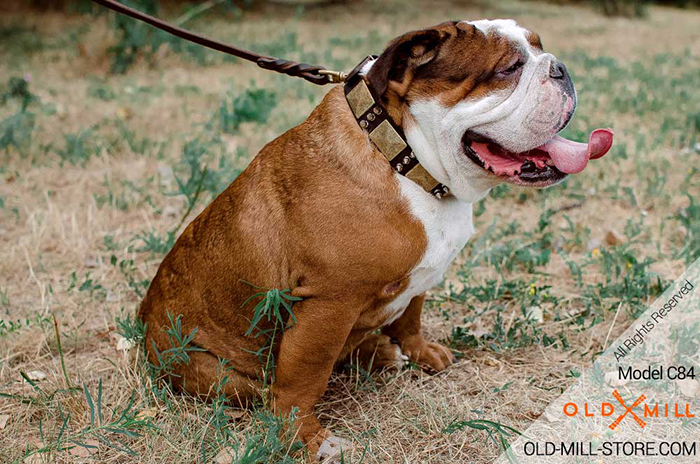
xmin=0 ymin=414 xmax=9 ymax=429
xmin=215 ymin=447 xmax=235 ymax=464
xmin=111 ymin=332 xmax=135 ymax=352
xmin=117 ymin=106 xmax=132 ymax=120
xmin=68 ymin=439 xmax=99 ymax=457
xmin=224 ymin=409 xmax=247 ymax=421
xmin=467 ymin=319 xmax=491 ymax=339
xmin=25 ymin=370 xmax=47 ymax=381
xmin=604 ymin=229 xmax=624 ymax=246
xmin=136 ymin=407 xmax=158 ymax=421
xmin=543 ymin=409 xmax=561 ymax=423
xmin=83 ymin=257 xmax=100 ymax=268
xmin=604 ymin=371 xmax=628 ymax=387
xmin=117 ymin=337 xmax=134 ymax=351
xmin=677 ymin=378 xmax=699 ymax=398
xmin=526 ymin=306 xmax=544 ymax=323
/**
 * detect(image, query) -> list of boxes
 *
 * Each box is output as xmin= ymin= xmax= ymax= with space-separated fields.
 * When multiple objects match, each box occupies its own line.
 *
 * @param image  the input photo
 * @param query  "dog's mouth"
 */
xmin=462 ymin=128 xmax=614 ymax=186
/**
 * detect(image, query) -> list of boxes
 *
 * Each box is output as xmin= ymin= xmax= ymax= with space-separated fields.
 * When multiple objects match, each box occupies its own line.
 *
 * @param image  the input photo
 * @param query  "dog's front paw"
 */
xmin=401 ymin=336 xmax=455 ymax=372
xmin=316 ymin=435 xmax=352 ymax=464
xmin=302 ymin=426 xmax=332 ymax=463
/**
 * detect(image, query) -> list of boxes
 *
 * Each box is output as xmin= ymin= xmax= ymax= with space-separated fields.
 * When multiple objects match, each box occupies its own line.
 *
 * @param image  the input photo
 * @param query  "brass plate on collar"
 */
xmin=406 ymin=164 xmax=440 ymax=191
xmin=346 ymin=80 xmax=374 ymax=118
xmin=369 ymin=120 xmax=407 ymax=160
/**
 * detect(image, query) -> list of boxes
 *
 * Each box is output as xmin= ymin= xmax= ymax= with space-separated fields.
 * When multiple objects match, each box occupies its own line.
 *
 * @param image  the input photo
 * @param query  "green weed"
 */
xmin=106 ymin=0 xmax=219 ymax=73
xmin=0 ymin=77 xmax=38 ymax=155
xmin=218 ymin=86 xmax=277 ymax=134
xmin=94 ymin=176 xmax=157 ymax=212
xmin=240 ymin=283 xmax=301 ymax=385
xmin=0 ymin=313 xmax=52 ymax=338
xmin=442 ymin=418 xmax=521 ymax=462
xmin=147 ymin=312 xmax=206 ymax=386
xmin=674 ymin=194 xmax=699 ymax=264
xmin=116 ymin=312 xmax=146 ymax=344
xmin=55 ymin=127 xmax=99 ymax=166
xmin=14 ymin=382 xmax=152 ymax=463
xmin=134 ymin=229 xmax=177 ymax=256
xmin=107 ymin=0 xmax=160 ymax=74
xmin=110 ymin=255 xmax=150 ymax=297
xmin=1 ymin=76 xmax=39 ymax=110
xmin=67 ymin=271 xmax=106 ymax=299
xmin=223 ymin=408 xmax=304 ymax=464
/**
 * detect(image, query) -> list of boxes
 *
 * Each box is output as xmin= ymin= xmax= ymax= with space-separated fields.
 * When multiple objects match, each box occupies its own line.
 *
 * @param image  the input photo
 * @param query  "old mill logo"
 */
xmin=563 ymin=390 xmax=695 ymax=430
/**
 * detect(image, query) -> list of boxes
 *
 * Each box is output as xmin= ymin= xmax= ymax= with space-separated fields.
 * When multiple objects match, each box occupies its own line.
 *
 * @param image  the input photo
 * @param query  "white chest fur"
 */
xmin=382 ymin=175 xmax=475 ymax=326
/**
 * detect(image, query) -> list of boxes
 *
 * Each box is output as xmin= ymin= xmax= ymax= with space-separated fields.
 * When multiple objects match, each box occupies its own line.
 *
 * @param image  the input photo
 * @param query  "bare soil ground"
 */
xmin=0 ymin=0 xmax=698 ymax=463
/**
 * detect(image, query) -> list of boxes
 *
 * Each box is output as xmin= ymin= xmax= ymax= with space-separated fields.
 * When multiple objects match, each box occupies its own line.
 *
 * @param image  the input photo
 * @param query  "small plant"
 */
xmin=592 ymin=0 xmax=650 ymax=17
xmin=55 ymin=127 xmax=99 ymax=165
xmin=110 ymin=255 xmax=150 ymax=297
xmin=147 ymin=312 xmax=206 ymax=385
xmin=218 ymin=86 xmax=277 ymax=134
xmin=441 ymin=418 xmax=521 ymax=462
xmin=134 ymin=229 xmax=177 ymax=256
xmin=0 ymin=313 xmax=52 ymax=338
xmin=0 ymin=76 xmax=38 ymax=155
xmin=116 ymin=312 xmax=146 ymax=344
xmin=66 ymin=271 xmax=105 ymax=299
xmin=108 ymin=0 xmax=160 ymax=74
xmin=0 ymin=76 xmax=38 ymax=110
xmin=674 ymin=194 xmax=699 ymax=264
xmin=94 ymin=176 xmax=157 ymax=212
xmin=105 ymin=0 xmax=220 ymax=73
xmin=87 ymin=80 xmax=117 ymax=101
xmin=16 ymin=381 xmax=152 ymax=461
xmin=241 ymin=282 xmax=301 ymax=385
xmin=224 ymin=408 xmax=304 ymax=464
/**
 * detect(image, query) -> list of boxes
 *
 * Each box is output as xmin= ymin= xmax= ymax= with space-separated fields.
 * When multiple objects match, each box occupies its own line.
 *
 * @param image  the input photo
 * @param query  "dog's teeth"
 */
xmin=546 ymin=159 xmax=554 ymax=166
xmin=521 ymin=160 xmax=537 ymax=173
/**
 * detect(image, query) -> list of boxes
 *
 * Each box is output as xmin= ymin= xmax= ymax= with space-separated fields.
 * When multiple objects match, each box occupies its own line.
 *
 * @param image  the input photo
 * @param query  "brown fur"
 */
xmin=139 ymin=86 xmax=435 ymax=455
xmin=140 ymin=20 xmax=529 ymax=460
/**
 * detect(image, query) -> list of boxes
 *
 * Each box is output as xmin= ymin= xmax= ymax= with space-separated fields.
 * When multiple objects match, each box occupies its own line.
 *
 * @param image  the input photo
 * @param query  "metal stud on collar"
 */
xmin=343 ymin=56 xmax=450 ymax=199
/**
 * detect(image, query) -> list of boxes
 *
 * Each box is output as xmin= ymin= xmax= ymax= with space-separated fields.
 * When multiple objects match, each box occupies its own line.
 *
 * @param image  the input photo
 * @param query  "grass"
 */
xmin=0 ymin=0 xmax=698 ymax=462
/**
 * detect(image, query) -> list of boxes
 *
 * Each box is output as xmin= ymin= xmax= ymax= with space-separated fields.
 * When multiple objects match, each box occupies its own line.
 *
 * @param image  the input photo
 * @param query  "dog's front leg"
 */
xmin=272 ymin=297 xmax=356 ymax=461
xmin=382 ymin=294 xmax=455 ymax=372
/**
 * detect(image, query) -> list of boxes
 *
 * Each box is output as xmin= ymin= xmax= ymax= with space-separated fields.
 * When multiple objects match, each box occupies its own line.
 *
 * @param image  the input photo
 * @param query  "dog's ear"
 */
xmin=367 ymin=29 xmax=447 ymax=99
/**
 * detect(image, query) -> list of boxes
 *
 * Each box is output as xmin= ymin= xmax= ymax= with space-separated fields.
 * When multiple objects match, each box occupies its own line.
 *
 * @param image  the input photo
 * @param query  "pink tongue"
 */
xmin=538 ymin=128 xmax=614 ymax=174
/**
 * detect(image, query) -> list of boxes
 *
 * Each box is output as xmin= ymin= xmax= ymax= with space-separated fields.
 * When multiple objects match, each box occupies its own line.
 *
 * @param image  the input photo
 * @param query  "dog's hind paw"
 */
xmin=353 ymin=334 xmax=410 ymax=371
xmin=316 ymin=435 xmax=352 ymax=464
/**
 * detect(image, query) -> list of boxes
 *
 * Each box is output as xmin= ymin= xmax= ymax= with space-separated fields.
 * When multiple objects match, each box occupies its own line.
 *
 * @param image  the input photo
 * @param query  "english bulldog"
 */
xmin=139 ymin=19 xmax=613 ymax=462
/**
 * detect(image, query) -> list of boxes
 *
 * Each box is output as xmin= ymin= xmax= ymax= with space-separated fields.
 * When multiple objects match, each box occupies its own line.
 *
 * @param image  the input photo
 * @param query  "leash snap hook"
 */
xmin=318 ymin=69 xmax=348 ymax=84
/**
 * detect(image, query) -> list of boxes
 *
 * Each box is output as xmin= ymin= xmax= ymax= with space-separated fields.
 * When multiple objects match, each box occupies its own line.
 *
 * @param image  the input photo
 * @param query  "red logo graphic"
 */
xmin=609 ymin=390 xmax=647 ymax=430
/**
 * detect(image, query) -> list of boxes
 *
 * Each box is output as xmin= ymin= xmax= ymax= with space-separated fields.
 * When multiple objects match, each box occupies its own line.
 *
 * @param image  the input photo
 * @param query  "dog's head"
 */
xmin=365 ymin=20 xmax=613 ymax=202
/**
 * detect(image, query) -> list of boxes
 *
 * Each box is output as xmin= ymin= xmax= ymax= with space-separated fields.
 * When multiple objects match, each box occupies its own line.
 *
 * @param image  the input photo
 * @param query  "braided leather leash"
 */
xmin=91 ymin=0 xmax=447 ymax=198
xmin=90 ymin=0 xmax=347 ymax=85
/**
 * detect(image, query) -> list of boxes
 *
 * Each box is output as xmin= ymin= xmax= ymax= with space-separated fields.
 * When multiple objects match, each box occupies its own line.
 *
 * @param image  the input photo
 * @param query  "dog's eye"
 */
xmin=500 ymin=61 xmax=523 ymax=76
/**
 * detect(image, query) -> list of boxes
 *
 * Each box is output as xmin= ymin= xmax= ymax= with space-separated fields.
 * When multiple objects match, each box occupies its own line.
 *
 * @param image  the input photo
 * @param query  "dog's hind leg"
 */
xmin=170 ymin=350 xmax=261 ymax=407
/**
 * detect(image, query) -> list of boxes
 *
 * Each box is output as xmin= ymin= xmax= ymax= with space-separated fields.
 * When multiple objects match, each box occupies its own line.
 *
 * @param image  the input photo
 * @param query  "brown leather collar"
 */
xmin=343 ymin=56 xmax=450 ymax=199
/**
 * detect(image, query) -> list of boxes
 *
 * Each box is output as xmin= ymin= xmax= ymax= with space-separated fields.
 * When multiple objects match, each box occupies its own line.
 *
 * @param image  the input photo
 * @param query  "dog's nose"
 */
xmin=550 ymin=61 xmax=568 ymax=79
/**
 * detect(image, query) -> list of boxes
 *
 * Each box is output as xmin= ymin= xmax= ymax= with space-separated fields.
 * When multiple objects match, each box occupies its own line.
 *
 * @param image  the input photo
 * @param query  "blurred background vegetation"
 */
xmin=10 ymin=0 xmax=700 ymax=18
